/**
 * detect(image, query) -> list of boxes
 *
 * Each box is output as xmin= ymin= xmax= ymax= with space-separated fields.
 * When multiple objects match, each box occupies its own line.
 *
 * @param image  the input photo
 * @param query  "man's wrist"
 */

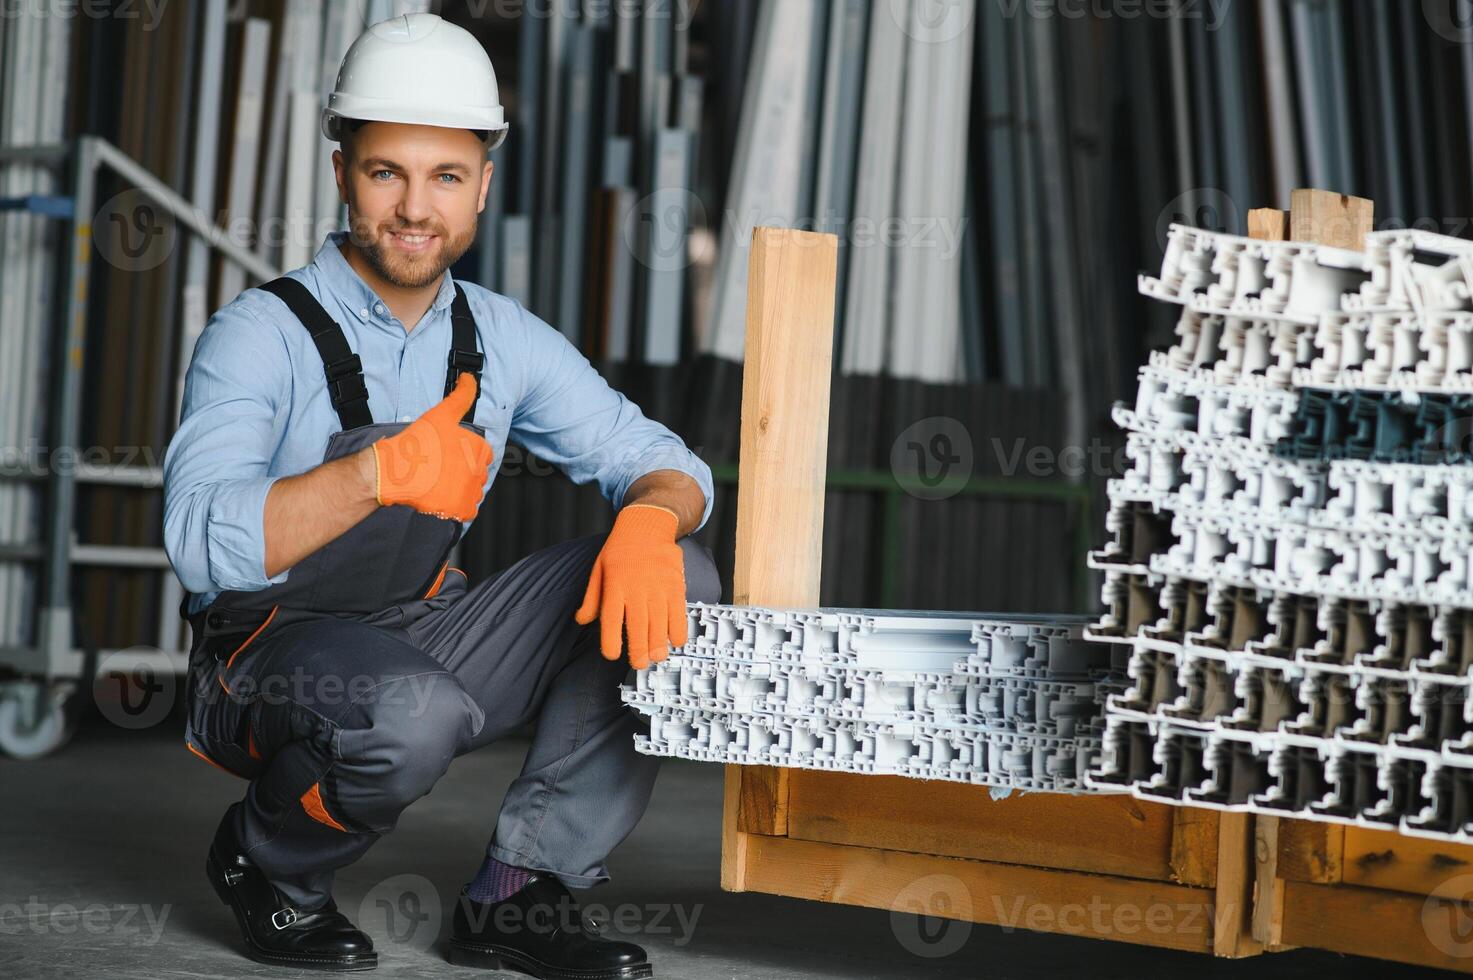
xmin=617 ymin=503 xmax=681 ymax=540
xmin=622 ymin=502 xmax=679 ymax=521
xmin=354 ymin=447 xmax=381 ymax=505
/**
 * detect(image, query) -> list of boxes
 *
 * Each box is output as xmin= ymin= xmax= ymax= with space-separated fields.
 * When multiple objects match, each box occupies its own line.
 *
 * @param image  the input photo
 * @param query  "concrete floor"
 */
xmin=0 ymin=716 xmax=1452 ymax=979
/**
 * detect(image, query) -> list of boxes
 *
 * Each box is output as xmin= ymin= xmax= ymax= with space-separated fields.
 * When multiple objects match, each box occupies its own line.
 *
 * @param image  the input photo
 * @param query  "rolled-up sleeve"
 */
xmin=163 ymin=303 xmax=292 ymax=595
xmin=509 ymin=303 xmax=714 ymax=531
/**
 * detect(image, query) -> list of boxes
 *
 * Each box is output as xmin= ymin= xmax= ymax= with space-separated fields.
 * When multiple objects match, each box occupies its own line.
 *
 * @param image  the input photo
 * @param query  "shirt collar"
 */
xmin=312 ymin=231 xmax=458 ymax=326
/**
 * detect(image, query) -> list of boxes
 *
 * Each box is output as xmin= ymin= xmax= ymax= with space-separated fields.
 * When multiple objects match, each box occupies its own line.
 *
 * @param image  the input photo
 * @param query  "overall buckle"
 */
xmin=325 ymin=354 xmax=368 ymax=406
xmin=447 ymin=349 xmax=484 ymax=374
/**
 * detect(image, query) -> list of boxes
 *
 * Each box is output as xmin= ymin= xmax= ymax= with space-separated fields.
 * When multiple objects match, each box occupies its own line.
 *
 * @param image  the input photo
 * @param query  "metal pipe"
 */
xmin=0 ymin=464 xmax=164 ymax=488
xmin=35 ymin=134 xmax=98 ymax=676
xmin=0 ymin=143 xmax=69 ymax=164
xmin=90 ymin=137 xmax=279 ymax=282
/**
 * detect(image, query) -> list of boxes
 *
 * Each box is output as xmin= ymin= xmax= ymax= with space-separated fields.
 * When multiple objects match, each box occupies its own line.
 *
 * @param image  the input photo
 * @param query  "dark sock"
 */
xmin=466 ymin=855 xmax=532 ymax=903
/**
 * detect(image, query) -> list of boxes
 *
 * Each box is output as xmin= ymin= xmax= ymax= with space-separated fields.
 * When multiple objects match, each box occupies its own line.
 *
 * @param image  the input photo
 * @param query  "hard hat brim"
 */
xmin=322 ymin=101 xmax=507 ymax=151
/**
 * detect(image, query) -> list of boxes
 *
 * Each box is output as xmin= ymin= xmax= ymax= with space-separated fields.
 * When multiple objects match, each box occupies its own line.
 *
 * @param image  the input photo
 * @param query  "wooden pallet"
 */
xmin=726 ymin=766 xmax=1259 ymax=956
xmin=1264 ymin=820 xmax=1473 ymax=970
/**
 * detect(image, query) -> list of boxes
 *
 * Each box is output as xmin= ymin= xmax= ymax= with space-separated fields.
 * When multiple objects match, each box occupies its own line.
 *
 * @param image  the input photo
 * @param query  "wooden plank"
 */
xmin=785 ymin=770 xmax=1178 ymax=881
xmin=1251 ymin=815 xmax=1289 ymax=949
xmin=736 ymin=766 xmax=789 ymax=837
xmin=1212 ymin=812 xmax=1262 ymax=958
xmin=730 ymin=226 xmax=838 ymax=607
xmin=1169 ymin=807 xmax=1220 ymax=888
xmin=1287 ymin=187 xmax=1373 ymax=250
xmin=720 ymin=227 xmax=839 ymax=893
xmin=1342 ymin=826 xmax=1473 ymax=899
xmin=720 ymin=765 xmax=748 ymax=891
xmin=1276 ymin=818 xmax=1345 ymax=883
xmin=1281 ymin=881 xmax=1473 ymax=974
xmin=742 ymin=834 xmax=1216 ymax=955
xmin=1246 ymin=207 xmax=1288 ymax=241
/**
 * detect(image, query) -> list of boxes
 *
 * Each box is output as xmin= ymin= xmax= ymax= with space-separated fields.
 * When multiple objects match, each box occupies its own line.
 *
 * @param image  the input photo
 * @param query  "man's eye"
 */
xmin=373 ymin=170 xmax=395 ymax=180
xmin=438 ymin=173 xmax=460 ymax=183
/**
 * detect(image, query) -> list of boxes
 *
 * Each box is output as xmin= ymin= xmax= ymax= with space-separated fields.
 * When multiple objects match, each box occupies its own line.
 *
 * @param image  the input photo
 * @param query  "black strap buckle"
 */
xmin=328 ymin=374 xmax=369 ymax=406
xmin=447 ymin=349 xmax=484 ymax=375
xmin=445 ymin=350 xmax=484 ymax=409
xmin=325 ymin=353 xmax=363 ymax=381
xmin=325 ymin=354 xmax=369 ymax=406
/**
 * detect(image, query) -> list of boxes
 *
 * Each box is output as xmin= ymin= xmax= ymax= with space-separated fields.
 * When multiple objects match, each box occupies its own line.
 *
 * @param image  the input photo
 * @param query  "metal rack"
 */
xmin=0 ymin=136 xmax=276 ymax=759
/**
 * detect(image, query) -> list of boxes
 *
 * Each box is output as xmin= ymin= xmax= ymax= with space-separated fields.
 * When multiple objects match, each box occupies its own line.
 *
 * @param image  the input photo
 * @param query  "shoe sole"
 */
xmin=446 ymin=938 xmax=654 ymax=979
xmin=206 ymin=851 xmax=378 ymax=972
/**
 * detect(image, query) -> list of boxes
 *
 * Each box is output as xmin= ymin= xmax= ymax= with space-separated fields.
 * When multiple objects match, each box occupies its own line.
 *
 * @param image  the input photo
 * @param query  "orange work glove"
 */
xmin=574 ymin=504 xmax=688 ymax=669
xmin=371 ymin=373 xmax=493 ymax=522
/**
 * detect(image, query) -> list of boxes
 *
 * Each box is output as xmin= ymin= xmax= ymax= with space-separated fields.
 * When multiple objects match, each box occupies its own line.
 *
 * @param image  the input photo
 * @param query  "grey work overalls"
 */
xmin=182 ymin=276 xmax=723 ymax=911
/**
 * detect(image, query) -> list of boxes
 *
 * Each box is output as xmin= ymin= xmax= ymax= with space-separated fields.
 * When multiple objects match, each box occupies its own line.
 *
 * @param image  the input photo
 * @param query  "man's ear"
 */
xmin=477 ymin=160 xmax=494 ymax=214
xmin=332 ymin=147 xmax=349 ymax=205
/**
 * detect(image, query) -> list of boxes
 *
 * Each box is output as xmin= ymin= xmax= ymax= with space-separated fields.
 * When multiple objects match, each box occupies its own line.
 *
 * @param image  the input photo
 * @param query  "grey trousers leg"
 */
xmin=404 ymin=534 xmax=722 ymax=887
xmin=193 ymin=616 xmax=485 ymax=910
xmin=193 ymin=533 xmax=720 ymax=908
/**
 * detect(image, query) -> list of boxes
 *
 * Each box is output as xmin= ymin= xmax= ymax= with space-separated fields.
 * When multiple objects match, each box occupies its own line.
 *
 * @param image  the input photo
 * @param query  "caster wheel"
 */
xmin=0 ymin=680 xmax=76 ymax=760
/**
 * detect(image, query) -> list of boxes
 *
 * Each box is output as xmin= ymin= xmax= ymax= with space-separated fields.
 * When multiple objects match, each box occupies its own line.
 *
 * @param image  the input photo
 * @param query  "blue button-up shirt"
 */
xmin=164 ymin=232 xmax=713 ymax=614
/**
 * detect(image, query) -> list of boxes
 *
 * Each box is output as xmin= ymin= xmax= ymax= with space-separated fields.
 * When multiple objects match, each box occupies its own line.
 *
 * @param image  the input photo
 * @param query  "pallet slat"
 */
xmin=785 ymin=770 xmax=1180 ymax=882
xmin=742 ymin=834 xmax=1217 ymax=955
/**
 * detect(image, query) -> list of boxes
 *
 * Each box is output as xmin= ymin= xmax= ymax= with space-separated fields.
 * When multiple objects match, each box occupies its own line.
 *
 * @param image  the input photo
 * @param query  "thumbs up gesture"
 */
xmin=372 ymin=374 xmax=493 ymax=522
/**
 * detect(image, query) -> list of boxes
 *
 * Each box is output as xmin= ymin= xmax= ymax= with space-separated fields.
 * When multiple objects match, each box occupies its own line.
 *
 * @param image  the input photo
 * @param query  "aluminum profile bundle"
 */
xmin=1148 ymin=225 xmax=1473 ymax=393
xmin=1087 ymin=223 xmax=1473 ymax=840
xmin=622 ymin=603 xmax=1127 ymax=793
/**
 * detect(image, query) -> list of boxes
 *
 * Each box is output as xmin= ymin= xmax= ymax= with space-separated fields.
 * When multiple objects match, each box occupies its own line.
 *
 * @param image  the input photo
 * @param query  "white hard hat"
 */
xmin=322 ymin=13 xmax=508 ymax=151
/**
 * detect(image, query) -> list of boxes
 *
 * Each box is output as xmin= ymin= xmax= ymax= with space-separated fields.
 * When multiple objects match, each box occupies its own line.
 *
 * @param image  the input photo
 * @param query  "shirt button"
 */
xmin=399 ymin=415 xmax=411 ymax=422
xmin=359 ymin=308 xmax=368 ymax=318
xmin=375 ymin=304 xmax=385 ymax=315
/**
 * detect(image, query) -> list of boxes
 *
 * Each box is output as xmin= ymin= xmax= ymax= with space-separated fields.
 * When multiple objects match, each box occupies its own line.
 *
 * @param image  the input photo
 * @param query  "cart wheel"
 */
xmin=0 ymin=680 xmax=76 ymax=760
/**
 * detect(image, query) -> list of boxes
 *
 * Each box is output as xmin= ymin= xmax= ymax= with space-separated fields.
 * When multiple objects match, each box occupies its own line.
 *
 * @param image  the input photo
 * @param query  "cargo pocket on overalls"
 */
xmin=184 ymin=612 xmax=277 ymax=780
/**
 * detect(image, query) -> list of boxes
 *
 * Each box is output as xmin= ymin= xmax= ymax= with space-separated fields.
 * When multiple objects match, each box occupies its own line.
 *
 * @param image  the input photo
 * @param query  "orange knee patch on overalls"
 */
xmin=301 ymin=782 xmax=348 ymax=832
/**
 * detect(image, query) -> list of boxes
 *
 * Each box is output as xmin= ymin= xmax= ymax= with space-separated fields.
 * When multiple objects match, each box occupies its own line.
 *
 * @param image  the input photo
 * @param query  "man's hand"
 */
xmin=574 ymin=504 xmax=688 ymax=669
xmin=373 ymin=373 xmax=494 ymax=522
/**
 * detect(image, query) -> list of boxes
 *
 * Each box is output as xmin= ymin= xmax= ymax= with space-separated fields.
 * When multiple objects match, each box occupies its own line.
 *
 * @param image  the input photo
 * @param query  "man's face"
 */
xmin=334 ymin=121 xmax=493 ymax=289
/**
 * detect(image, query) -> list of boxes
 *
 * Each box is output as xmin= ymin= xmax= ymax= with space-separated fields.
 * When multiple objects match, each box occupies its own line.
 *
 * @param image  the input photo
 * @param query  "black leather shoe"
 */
xmin=447 ymin=873 xmax=653 ymax=979
xmin=206 ymin=808 xmax=377 ymax=971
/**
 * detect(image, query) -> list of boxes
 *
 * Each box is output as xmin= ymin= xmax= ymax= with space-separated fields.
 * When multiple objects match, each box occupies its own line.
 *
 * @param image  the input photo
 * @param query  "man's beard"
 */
xmin=349 ymin=216 xmax=475 ymax=289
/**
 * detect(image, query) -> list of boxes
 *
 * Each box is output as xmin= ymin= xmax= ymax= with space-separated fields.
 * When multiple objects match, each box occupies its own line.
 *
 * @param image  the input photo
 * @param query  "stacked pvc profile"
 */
xmin=1089 ymin=225 xmax=1473 ymax=841
xmin=622 ymin=603 xmax=1126 ymax=793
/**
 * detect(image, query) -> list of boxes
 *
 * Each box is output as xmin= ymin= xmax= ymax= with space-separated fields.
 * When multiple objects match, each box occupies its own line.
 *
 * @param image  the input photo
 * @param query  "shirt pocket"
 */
xmin=477 ymin=399 xmax=513 ymax=475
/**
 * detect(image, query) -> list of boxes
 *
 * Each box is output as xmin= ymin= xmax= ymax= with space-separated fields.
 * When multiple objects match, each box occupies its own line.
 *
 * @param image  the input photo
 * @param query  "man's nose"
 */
xmin=396 ymin=180 xmax=435 ymax=224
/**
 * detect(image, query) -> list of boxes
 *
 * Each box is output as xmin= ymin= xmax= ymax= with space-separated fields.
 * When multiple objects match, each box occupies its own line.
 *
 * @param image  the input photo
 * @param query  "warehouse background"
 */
xmin=3 ymin=0 xmax=1473 ymax=665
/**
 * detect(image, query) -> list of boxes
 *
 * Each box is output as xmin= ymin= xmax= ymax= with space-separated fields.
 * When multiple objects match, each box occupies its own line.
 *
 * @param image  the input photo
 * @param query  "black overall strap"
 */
xmin=445 ymin=283 xmax=485 ymax=424
xmin=259 ymin=277 xmax=373 ymax=431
